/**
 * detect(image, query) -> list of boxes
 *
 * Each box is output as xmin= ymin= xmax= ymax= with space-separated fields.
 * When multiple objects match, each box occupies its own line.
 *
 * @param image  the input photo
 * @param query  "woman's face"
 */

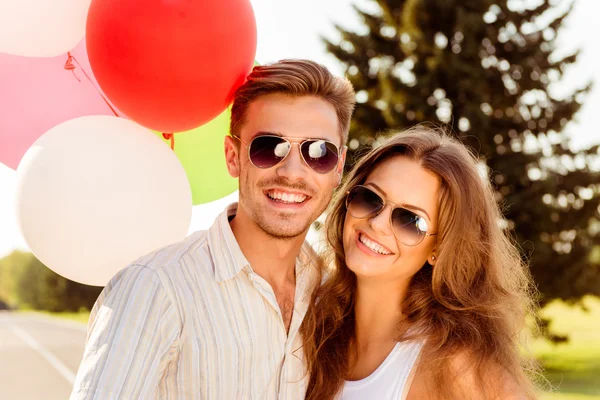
xmin=343 ymin=155 xmax=441 ymax=281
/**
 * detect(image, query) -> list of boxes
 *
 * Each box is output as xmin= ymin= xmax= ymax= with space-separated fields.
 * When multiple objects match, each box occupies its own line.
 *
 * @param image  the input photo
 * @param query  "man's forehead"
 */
xmin=241 ymin=95 xmax=342 ymax=144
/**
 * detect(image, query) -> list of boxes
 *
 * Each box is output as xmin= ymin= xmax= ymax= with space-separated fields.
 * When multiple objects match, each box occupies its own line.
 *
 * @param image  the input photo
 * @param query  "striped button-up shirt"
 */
xmin=71 ymin=203 xmax=321 ymax=399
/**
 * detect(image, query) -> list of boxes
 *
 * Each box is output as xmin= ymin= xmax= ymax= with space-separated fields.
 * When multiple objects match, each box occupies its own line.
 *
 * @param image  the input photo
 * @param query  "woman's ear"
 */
xmin=428 ymin=250 xmax=437 ymax=266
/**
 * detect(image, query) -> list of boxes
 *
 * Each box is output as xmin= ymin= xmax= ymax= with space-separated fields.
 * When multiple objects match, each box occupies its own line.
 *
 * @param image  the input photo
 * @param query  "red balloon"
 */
xmin=86 ymin=0 xmax=257 ymax=133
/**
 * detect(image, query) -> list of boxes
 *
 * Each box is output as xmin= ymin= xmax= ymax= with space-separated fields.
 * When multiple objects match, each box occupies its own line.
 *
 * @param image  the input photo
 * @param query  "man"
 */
xmin=70 ymin=59 xmax=356 ymax=399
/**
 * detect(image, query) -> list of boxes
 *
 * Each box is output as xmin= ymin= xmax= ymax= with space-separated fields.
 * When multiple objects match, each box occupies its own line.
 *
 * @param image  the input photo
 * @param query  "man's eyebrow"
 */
xmin=249 ymin=131 xmax=281 ymax=140
xmin=255 ymin=131 xmax=281 ymax=136
xmin=252 ymin=131 xmax=333 ymax=142
xmin=365 ymin=182 xmax=432 ymax=220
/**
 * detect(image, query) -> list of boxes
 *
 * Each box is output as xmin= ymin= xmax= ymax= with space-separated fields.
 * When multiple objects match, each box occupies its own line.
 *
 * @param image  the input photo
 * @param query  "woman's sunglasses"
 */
xmin=231 ymin=134 xmax=342 ymax=174
xmin=346 ymin=185 xmax=437 ymax=246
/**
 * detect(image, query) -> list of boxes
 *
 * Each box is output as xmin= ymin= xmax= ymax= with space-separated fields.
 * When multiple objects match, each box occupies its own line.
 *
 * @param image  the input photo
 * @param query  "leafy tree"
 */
xmin=0 ymin=250 xmax=31 ymax=307
xmin=0 ymin=251 xmax=102 ymax=312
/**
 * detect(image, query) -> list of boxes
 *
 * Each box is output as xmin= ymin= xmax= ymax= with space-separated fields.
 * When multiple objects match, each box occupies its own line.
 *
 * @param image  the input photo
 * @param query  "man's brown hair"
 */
xmin=230 ymin=59 xmax=356 ymax=144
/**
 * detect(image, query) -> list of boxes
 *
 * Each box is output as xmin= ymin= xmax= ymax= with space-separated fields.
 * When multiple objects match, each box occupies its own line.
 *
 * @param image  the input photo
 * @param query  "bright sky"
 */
xmin=0 ymin=0 xmax=598 ymax=258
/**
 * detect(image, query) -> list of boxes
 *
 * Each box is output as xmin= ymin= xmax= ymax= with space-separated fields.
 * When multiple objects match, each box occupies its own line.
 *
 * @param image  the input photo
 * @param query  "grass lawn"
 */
xmin=533 ymin=296 xmax=600 ymax=399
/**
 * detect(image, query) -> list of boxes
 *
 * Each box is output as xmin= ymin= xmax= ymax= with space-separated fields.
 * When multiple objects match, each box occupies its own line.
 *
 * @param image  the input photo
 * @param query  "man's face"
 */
xmin=225 ymin=93 xmax=345 ymax=239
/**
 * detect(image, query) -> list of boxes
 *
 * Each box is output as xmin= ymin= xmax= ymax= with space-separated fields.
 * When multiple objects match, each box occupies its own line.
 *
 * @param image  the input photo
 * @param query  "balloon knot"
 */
xmin=162 ymin=133 xmax=175 ymax=150
xmin=64 ymin=52 xmax=76 ymax=71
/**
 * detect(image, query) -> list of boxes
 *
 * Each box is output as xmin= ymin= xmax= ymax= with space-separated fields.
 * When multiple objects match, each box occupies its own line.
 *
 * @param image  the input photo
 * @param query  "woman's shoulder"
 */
xmin=407 ymin=348 xmax=529 ymax=400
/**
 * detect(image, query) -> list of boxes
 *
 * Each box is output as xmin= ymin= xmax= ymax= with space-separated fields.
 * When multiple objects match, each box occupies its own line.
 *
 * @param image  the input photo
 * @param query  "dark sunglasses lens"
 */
xmin=300 ymin=140 xmax=339 ymax=173
xmin=391 ymin=208 xmax=425 ymax=245
xmin=347 ymin=186 xmax=383 ymax=218
xmin=249 ymin=136 xmax=290 ymax=168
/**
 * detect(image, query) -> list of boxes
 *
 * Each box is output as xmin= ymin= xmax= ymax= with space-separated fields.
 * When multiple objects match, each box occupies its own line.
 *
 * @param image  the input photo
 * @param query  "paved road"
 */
xmin=0 ymin=312 xmax=87 ymax=400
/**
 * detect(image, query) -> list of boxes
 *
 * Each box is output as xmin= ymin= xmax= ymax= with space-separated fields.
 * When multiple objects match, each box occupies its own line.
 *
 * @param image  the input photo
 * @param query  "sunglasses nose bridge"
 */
xmin=278 ymin=140 xmax=302 ymax=156
xmin=368 ymin=203 xmax=395 ymax=236
xmin=287 ymin=141 xmax=305 ymax=160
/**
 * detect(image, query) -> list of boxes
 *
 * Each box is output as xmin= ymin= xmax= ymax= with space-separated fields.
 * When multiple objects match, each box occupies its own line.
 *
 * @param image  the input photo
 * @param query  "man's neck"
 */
xmin=229 ymin=206 xmax=306 ymax=290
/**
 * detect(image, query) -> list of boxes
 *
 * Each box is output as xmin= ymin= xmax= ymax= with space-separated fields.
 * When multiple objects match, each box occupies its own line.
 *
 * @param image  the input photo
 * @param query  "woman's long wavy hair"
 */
xmin=300 ymin=126 xmax=541 ymax=399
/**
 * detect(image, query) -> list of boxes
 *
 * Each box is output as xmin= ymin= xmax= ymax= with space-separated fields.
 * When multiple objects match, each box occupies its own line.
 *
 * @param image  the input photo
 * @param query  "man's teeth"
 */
xmin=267 ymin=190 xmax=307 ymax=203
xmin=359 ymin=234 xmax=392 ymax=255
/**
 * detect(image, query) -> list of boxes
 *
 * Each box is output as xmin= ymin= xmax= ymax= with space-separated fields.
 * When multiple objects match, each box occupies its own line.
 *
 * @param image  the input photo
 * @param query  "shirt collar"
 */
xmin=208 ymin=203 xmax=251 ymax=282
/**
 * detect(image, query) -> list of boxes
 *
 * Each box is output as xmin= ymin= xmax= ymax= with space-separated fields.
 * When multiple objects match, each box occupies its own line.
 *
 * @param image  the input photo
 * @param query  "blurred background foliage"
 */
xmin=0 ymin=250 xmax=101 ymax=312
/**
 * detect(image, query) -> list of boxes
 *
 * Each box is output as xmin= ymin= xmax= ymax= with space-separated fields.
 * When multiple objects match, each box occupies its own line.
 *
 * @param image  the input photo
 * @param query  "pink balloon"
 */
xmin=0 ymin=40 xmax=121 ymax=170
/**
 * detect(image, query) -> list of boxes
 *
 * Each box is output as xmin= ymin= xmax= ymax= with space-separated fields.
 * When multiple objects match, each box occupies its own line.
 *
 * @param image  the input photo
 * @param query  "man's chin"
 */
xmin=259 ymin=221 xmax=310 ymax=240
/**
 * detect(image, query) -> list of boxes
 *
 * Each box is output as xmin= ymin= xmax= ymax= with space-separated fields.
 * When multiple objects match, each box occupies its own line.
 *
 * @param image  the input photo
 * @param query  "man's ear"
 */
xmin=224 ymin=135 xmax=241 ymax=178
xmin=335 ymin=146 xmax=348 ymax=185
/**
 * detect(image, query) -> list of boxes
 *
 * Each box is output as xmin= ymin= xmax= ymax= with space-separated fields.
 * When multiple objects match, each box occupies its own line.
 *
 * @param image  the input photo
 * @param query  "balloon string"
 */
xmin=65 ymin=52 xmax=120 ymax=118
xmin=162 ymin=133 xmax=175 ymax=150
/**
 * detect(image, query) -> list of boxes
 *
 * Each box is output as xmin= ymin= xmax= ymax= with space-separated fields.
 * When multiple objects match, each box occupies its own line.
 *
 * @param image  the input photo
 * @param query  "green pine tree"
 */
xmin=327 ymin=0 xmax=600 ymax=340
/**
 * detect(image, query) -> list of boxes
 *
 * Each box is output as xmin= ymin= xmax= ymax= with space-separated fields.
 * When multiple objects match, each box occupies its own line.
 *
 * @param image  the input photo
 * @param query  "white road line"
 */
xmin=10 ymin=325 xmax=76 ymax=385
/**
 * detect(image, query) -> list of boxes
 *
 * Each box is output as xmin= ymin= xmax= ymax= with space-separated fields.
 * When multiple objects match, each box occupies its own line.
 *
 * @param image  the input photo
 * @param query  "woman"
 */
xmin=300 ymin=126 xmax=541 ymax=399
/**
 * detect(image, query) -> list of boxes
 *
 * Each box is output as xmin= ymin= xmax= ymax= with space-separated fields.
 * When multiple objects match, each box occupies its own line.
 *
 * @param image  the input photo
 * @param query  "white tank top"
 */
xmin=340 ymin=340 xmax=424 ymax=400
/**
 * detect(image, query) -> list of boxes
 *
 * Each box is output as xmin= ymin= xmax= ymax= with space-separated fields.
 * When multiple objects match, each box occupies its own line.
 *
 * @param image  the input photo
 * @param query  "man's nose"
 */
xmin=275 ymin=143 xmax=309 ymax=181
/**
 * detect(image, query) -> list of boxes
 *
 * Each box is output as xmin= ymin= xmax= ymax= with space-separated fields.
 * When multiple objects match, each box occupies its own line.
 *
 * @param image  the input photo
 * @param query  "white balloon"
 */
xmin=0 ymin=0 xmax=91 ymax=57
xmin=15 ymin=116 xmax=192 ymax=286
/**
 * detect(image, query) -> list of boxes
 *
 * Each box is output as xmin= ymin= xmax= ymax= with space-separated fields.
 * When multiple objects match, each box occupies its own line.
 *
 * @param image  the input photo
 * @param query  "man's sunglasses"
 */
xmin=346 ymin=185 xmax=437 ymax=246
xmin=231 ymin=134 xmax=342 ymax=174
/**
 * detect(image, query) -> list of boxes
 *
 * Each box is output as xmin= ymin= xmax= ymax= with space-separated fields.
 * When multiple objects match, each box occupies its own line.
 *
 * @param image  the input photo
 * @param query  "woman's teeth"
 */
xmin=359 ymin=233 xmax=392 ymax=255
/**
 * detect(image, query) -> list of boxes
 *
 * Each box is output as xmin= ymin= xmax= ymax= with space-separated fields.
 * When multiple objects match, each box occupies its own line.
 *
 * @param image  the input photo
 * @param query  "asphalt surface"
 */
xmin=0 ymin=311 xmax=87 ymax=400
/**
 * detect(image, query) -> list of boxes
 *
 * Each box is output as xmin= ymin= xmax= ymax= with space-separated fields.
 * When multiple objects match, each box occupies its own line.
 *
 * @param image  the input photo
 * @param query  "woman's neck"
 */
xmin=354 ymin=276 xmax=411 ymax=348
